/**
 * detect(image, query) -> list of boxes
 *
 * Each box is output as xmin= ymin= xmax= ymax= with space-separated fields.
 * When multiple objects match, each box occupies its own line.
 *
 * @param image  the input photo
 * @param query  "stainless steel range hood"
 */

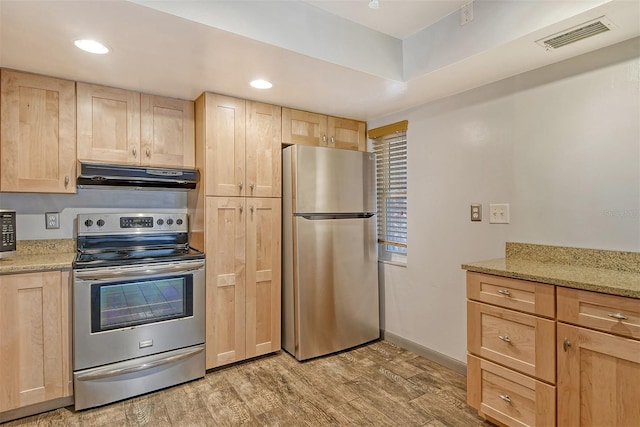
xmin=77 ymin=162 xmax=198 ymax=191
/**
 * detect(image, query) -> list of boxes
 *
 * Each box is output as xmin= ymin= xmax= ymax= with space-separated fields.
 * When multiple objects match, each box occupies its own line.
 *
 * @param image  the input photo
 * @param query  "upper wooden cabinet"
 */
xmin=246 ymin=101 xmax=282 ymax=198
xmin=77 ymin=82 xmax=194 ymax=168
xmin=0 ymin=271 xmax=72 ymax=413
xmin=197 ymin=93 xmax=281 ymax=197
xmin=141 ymin=94 xmax=195 ymax=168
xmin=0 ymin=70 xmax=76 ymax=193
xmin=281 ymin=109 xmax=327 ymax=147
xmin=327 ymin=116 xmax=366 ymax=151
xmin=77 ymin=82 xmax=140 ymax=165
xmin=282 ymin=108 xmax=366 ymax=151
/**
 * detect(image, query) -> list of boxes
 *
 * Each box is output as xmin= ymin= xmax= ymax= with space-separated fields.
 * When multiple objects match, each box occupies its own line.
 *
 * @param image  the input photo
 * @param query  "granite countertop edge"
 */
xmin=462 ymin=258 xmax=640 ymax=299
xmin=0 ymin=253 xmax=75 ymax=275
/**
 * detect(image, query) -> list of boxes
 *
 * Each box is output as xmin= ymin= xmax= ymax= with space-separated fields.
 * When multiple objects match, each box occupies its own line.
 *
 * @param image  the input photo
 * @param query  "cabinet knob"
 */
xmin=563 ymin=338 xmax=571 ymax=352
xmin=322 ymin=134 xmax=327 ymax=144
xmin=64 ymin=176 xmax=70 ymax=187
xmin=250 ymin=205 xmax=254 ymax=214
xmin=607 ymin=312 xmax=627 ymax=320
xmin=250 ymin=183 xmax=254 ymax=192
xmin=499 ymin=394 xmax=511 ymax=403
xmin=132 ymin=147 xmax=137 ymax=157
xmin=146 ymin=148 xmax=151 ymax=158
xmin=239 ymin=182 xmax=244 ymax=190
xmin=239 ymin=205 xmax=244 ymax=214
xmin=497 ymin=289 xmax=511 ymax=296
xmin=498 ymin=335 xmax=511 ymax=343
xmin=330 ymin=136 xmax=335 ymax=146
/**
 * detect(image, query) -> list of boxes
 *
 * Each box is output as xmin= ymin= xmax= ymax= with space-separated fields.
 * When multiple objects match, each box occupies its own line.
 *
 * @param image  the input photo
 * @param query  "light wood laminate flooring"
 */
xmin=2 ymin=340 xmax=491 ymax=426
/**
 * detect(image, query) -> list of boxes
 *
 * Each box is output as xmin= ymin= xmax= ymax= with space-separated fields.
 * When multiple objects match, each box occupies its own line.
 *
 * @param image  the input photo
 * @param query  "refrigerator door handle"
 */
xmin=296 ymin=213 xmax=375 ymax=220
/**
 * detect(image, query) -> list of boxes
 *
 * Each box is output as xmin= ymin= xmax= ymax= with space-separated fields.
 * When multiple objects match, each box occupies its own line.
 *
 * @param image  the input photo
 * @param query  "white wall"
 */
xmin=369 ymin=37 xmax=640 ymax=364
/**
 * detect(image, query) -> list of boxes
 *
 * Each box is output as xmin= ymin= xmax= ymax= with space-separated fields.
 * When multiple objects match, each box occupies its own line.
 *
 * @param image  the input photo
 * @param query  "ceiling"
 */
xmin=305 ymin=0 xmax=468 ymax=39
xmin=0 ymin=1 xmax=638 ymax=121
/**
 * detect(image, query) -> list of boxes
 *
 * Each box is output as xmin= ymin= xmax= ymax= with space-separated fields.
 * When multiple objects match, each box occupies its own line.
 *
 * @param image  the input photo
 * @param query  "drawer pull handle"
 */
xmin=498 ymin=335 xmax=511 ymax=343
xmin=607 ymin=312 xmax=627 ymax=320
xmin=563 ymin=338 xmax=571 ymax=352
xmin=497 ymin=289 xmax=511 ymax=296
xmin=499 ymin=394 xmax=511 ymax=403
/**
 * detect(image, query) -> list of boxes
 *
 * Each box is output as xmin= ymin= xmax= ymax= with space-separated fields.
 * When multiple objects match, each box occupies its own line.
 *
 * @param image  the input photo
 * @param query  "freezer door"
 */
xmin=294 ymin=215 xmax=379 ymax=360
xmin=293 ymin=145 xmax=375 ymax=214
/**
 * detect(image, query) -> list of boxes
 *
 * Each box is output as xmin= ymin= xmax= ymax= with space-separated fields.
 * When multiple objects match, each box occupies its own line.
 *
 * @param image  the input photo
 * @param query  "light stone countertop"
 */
xmin=0 ymin=239 xmax=76 ymax=275
xmin=462 ymin=242 xmax=640 ymax=299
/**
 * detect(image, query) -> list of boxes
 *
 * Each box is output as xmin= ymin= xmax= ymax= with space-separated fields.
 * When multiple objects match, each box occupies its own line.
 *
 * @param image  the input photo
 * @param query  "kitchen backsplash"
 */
xmin=0 ymin=189 xmax=187 ymax=240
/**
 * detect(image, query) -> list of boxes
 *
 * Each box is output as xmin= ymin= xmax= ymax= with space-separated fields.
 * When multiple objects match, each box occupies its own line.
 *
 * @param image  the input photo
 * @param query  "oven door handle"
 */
xmin=74 ymin=260 xmax=205 ymax=281
xmin=75 ymin=346 xmax=204 ymax=381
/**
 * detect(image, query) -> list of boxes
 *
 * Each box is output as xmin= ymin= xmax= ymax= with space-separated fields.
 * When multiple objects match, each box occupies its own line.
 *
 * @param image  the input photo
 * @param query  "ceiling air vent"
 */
xmin=536 ymin=17 xmax=614 ymax=50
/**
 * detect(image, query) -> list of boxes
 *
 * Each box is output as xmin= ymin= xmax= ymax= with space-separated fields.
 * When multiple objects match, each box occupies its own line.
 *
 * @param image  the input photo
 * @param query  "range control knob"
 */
xmin=176 ymin=218 xmax=183 ymax=225
xmin=167 ymin=219 xmax=174 ymax=225
xmin=157 ymin=219 xmax=164 ymax=226
xmin=96 ymin=219 xmax=105 ymax=227
xmin=84 ymin=219 xmax=93 ymax=227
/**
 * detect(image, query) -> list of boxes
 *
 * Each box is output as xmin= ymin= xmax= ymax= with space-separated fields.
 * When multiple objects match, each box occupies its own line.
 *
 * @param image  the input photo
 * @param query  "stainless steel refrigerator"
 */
xmin=282 ymin=145 xmax=379 ymax=361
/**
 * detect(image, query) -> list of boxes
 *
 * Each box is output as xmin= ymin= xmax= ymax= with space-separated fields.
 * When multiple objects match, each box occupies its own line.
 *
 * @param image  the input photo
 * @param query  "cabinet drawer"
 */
xmin=557 ymin=287 xmax=640 ymax=340
xmin=468 ymin=301 xmax=555 ymax=384
xmin=468 ymin=355 xmax=556 ymax=427
xmin=467 ymin=272 xmax=555 ymax=318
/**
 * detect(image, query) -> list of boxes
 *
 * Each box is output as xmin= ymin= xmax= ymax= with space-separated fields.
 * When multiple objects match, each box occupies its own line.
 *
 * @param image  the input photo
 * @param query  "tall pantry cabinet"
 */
xmin=190 ymin=93 xmax=281 ymax=369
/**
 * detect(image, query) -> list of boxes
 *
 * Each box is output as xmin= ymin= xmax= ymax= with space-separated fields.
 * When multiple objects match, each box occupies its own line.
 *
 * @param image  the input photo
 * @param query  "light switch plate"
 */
xmin=489 ymin=204 xmax=510 ymax=224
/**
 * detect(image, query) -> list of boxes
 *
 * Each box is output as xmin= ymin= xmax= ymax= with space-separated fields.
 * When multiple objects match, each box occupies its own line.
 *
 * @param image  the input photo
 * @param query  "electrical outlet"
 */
xmin=471 ymin=204 xmax=482 ymax=221
xmin=45 ymin=212 xmax=60 ymax=229
xmin=460 ymin=1 xmax=474 ymax=25
xmin=489 ymin=204 xmax=510 ymax=224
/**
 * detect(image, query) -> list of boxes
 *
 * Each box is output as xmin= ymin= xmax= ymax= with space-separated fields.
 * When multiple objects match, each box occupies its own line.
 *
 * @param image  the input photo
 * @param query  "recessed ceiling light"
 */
xmin=74 ymin=39 xmax=110 ymax=54
xmin=250 ymin=79 xmax=273 ymax=89
xmin=368 ymin=0 xmax=380 ymax=9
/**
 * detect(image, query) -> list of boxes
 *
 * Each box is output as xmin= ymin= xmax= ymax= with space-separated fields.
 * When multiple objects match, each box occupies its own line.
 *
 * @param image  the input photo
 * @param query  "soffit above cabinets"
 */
xmin=0 ymin=0 xmax=638 ymax=121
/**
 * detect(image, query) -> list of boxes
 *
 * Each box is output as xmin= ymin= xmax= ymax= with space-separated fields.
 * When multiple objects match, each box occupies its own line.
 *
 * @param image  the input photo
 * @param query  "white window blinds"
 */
xmin=369 ymin=121 xmax=407 ymax=254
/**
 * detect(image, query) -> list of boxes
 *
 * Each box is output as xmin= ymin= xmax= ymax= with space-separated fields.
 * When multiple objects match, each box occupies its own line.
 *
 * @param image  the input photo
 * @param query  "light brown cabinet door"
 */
xmin=245 ymin=198 xmax=281 ymax=358
xmin=327 ymin=117 xmax=366 ymax=151
xmin=282 ymin=108 xmax=327 ymax=146
xmin=204 ymin=94 xmax=246 ymax=197
xmin=246 ymin=101 xmax=281 ymax=198
xmin=141 ymin=94 xmax=195 ymax=168
xmin=77 ymin=82 xmax=140 ymax=164
xmin=205 ymin=197 xmax=246 ymax=369
xmin=0 ymin=271 xmax=71 ymax=412
xmin=0 ymin=70 xmax=76 ymax=193
xmin=467 ymin=301 xmax=556 ymax=383
xmin=557 ymin=323 xmax=640 ymax=427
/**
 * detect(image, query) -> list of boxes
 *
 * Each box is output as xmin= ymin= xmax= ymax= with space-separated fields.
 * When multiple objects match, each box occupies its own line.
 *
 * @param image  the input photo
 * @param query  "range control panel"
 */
xmin=77 ymin=213 xmax=188 ymax=235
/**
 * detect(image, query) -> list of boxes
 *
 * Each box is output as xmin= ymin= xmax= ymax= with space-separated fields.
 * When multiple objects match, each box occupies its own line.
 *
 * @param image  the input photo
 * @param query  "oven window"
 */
xmin=91 ymin=275 xmax=193 ymax=333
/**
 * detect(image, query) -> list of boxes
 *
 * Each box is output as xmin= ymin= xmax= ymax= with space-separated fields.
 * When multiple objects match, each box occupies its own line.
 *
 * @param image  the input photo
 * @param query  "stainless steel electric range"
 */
xmin=72 ymin=212 xmax=205 ymax=410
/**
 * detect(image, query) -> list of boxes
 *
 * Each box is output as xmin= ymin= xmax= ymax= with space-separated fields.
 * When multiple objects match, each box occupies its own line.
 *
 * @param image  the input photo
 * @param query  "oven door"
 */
xmin=73 ymin=259 xmax=205 ymax=371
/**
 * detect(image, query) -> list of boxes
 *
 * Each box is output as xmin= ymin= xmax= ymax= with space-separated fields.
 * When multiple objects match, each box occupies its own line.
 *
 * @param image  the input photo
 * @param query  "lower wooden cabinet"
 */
xmin=205 ymin=196 xmax=281 ymax=369
xmin=0 ymin=271 xmax=71 ymax=413
xmin=467 ymin=301 xmax=556 ymax=384
xmin=467 ymin=272 xmax=640 ymax=427
xmin=467 ymin=355 xmax=556 ymax=427
xmin=557 ymin=323 xmax=640 ymax=427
